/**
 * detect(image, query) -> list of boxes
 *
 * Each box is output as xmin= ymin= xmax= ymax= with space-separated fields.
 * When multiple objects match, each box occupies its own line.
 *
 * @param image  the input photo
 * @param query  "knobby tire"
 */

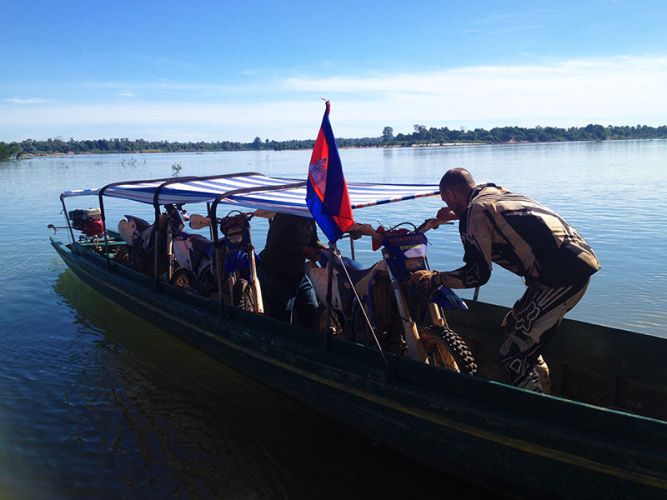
xmin=170 ymin=268 xmax=194 ymax=289
xmin=232 ymin=279 xmax=255 ymax=312
xmin=419 ymin=325 xmax=478 ymax=375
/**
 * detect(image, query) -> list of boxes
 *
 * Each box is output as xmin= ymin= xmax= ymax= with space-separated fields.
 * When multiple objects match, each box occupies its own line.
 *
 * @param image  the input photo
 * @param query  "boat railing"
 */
xmin=96 ymin=172 xmax=264 ymax=282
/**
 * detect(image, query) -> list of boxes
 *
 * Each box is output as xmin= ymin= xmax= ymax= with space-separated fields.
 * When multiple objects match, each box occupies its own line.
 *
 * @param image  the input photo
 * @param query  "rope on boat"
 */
xmin=333 ymin=249 xmax=394 ymax=381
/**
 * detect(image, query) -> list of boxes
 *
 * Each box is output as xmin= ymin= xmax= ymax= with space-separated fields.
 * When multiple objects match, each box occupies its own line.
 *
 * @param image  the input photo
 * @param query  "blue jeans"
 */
xmin=260 ymin=270 xmax=319 ymax=324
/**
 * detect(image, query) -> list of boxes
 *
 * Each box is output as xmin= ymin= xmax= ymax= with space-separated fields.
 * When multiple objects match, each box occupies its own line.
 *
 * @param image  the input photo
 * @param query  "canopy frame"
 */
xmin=208 ymin=180 xmax=308 ymax=319
xmin=94 ymin=172 xmax=262 ymax=275
xmin=60 ymin=171 xmax=440 ymax=305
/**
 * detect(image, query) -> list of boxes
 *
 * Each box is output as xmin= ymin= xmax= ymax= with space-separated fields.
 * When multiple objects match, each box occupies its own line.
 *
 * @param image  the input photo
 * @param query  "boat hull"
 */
xmin=52 ymin=238 xmax=667 ymax=499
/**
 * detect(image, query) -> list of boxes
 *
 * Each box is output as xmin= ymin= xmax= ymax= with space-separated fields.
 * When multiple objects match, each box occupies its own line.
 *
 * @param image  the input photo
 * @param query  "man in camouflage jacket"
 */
xmin=411 ymin=168 xmax=601 ymax=392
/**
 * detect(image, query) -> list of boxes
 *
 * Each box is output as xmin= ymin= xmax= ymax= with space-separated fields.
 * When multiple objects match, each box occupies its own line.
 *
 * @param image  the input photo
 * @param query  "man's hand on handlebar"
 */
xmin=347 ymin=218 xmax=455 ymax=240
xmin=436 ymin=207 xmax=459 ymax=223
xmin=416 ymin=218 xmax=451 ymax=233
xmin=347 ymin=223 xmax=383 ymax=241
xmin=407 ymin=270 xmax=441 ymax=293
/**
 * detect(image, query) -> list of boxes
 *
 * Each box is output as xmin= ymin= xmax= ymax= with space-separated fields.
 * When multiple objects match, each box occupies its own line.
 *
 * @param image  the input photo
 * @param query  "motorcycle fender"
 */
xmin=305 ymin=263 xmax=344 ymax=311
xmin=173 ymin=239 xmax=193 ymax=271
xmin=353 ymin=260 xmax=386 ymax=301
xmin=117 ymin=219 xmax=135 ymax=246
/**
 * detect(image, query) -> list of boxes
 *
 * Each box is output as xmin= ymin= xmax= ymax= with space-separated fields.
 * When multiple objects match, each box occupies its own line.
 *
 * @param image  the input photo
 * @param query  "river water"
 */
xmin=0 ymin=140 xmax=665 ymax=498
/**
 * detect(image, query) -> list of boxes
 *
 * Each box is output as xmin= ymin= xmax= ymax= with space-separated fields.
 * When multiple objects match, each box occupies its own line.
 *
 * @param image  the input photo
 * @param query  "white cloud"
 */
xmin=117 ymin=91 xmax=136 ymax=98
xmin=1 ymin=55 xmax=666 ymax=141
xmin=0 ymin=101 xmax=325 ymax=141
xmin=4 ymin=97 xmax=52 ymax=105
xmin=85 ymin=80 xmax=259 ymax=94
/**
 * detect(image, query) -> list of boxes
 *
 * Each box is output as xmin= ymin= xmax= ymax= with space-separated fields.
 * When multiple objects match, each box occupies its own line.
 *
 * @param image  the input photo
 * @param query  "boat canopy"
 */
xmin=61 ymin=172 xmax=439 ymax=217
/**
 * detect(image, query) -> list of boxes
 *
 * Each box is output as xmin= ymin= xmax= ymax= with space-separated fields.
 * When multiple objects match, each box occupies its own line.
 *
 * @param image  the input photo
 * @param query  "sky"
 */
xmin=1 ymin=0 xmax=666 ymax=142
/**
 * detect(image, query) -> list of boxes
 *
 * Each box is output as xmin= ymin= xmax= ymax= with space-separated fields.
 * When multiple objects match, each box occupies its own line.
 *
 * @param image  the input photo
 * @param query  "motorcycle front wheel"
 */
xmin=232 ymin=278 xmax=255 ymax=312
xmin=170 ymin=268 xmax=194 ymax=289
xmin=419 ymin=325 xmax=477 ymax=375
xmin=318 ymin=308 xmax=344 ymax=336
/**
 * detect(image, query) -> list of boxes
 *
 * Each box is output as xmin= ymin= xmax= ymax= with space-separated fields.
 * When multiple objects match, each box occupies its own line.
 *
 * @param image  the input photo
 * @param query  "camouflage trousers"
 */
xmin=500 ymin=279 xmax=590 ymax=393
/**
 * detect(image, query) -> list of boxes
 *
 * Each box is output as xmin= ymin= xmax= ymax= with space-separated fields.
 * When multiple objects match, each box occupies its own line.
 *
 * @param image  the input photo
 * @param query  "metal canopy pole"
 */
xmin=98 ymin=195 xmax=110 ymax=265
xmin=59 ymin=194 xmax=76 ymax=249
xmin=91 ymin=172 xmax=304 ymax=295
xmin=150 ymin=173 xmax=264 ymax=290
xmin=323 ymin=241 xmax=336 ymax=351
xmin=151 ymin=176 xmax=203 ymax=290
xmin=95 ymin=172 xmax=262 ymax=288
xmin=97 ymin=176 xmax=182 ymax=270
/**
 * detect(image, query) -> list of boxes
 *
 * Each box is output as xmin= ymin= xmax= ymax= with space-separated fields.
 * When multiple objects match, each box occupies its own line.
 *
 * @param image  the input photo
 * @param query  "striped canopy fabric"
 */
xmin=61 ymin=173 xmax=439 ymax=217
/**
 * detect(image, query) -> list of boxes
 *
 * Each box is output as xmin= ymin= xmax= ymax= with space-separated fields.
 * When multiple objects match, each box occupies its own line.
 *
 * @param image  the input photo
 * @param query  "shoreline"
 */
xmin=12 ymin=137 xmax=665 ymax=160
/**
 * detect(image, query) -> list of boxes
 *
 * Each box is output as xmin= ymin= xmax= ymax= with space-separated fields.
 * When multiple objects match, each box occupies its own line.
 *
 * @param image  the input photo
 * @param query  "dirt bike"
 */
xmin=150 ymin=203 xmax=217 ymax=297
xmin=305 ymin=219 xmax=477 ymax=375
xmin=185 ymin=210 xmax=263 ymax=313
xmin=117 ymin=212 xmax=168 ymax=276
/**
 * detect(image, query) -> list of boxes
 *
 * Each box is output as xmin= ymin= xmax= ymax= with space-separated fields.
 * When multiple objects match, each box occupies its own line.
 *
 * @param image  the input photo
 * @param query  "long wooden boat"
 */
xmin=52 ymin=173 xmax=667 ymax=499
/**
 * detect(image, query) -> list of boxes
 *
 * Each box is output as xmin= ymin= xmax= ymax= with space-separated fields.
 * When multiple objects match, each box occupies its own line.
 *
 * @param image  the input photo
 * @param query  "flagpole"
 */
xmin=323 ymin=240 xmax=336 ymax=350
xmin=306 ymin=99 xmax=354 ymax=350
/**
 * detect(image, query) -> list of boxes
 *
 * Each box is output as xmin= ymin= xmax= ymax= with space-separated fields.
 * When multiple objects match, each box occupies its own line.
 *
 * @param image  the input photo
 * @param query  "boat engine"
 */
xmin=69 ymin=208 xmax=105 ymax=237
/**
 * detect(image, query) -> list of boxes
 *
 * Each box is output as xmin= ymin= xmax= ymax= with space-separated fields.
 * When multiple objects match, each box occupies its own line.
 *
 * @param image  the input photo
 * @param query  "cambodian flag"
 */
xmin=306 ymin=101 xmax=354 ymax=242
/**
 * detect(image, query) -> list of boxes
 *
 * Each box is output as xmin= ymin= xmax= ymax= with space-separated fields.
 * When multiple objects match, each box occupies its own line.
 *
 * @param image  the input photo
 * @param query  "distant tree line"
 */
xmin=1 ymin=124 xmax=666 ymax=159
xmin=0 ymin=142 xmax=20 ymax=160
xmin=383 ymin=124 xmax=667 ymax=145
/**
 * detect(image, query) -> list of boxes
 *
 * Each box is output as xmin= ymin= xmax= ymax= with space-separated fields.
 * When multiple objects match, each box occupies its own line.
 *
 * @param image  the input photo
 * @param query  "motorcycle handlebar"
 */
xmin=346 ymin=219 xmax=452 ymax=241
xmin=188 ymin=209 xmax=263 ymax=230
xmin=346 ymin=223 xmax=384 ymax=241
xmin=415 ymin=218 xmax=453 ymax=233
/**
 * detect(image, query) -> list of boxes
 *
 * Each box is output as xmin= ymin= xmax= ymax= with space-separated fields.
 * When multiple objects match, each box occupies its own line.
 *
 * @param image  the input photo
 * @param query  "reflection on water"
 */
xmin=18 ymin=270 xmax=477 ymax=498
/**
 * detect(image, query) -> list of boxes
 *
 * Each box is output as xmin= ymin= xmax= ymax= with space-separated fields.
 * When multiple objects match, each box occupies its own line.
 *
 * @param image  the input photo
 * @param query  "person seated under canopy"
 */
xmin=259 ymin=213 xmax=323 ymax=325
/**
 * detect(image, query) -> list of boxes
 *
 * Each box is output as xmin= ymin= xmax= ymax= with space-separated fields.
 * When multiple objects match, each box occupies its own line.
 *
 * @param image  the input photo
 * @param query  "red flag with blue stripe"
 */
xmin=306 ymin=101 xmax=354 ymax=242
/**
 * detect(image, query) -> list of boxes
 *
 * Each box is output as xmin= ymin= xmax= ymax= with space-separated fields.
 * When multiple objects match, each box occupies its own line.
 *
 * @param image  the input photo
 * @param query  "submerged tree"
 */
xmin=0 ymin=142 xmax=20 ymax=161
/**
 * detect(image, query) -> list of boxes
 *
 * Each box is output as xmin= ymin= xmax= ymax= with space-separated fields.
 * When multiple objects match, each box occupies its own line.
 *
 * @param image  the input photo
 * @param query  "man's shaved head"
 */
xmin=438 ymin=168 xmax=476 ymax=218
xmin=439 ymin=168 xmax=476 ymax=193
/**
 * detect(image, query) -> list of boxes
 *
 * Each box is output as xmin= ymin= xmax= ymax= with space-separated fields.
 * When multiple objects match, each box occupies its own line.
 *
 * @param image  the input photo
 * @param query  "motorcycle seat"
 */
xmin=124 ymin=215 xmax=151 ymax=232
xmin=119 ymin=215 xmax=152 ymax=246
xmin=117 ymin=219 xmax=135 ymax=245
xmin=336 ymin=257 xmax=376 ymax=284
xmin=340 ymin=255 xmax=364 ymax=271
xmin=188 ymin=233 xmax=215 ymax=258
xmin=346 ymin=266 xmax=377 ymax=284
